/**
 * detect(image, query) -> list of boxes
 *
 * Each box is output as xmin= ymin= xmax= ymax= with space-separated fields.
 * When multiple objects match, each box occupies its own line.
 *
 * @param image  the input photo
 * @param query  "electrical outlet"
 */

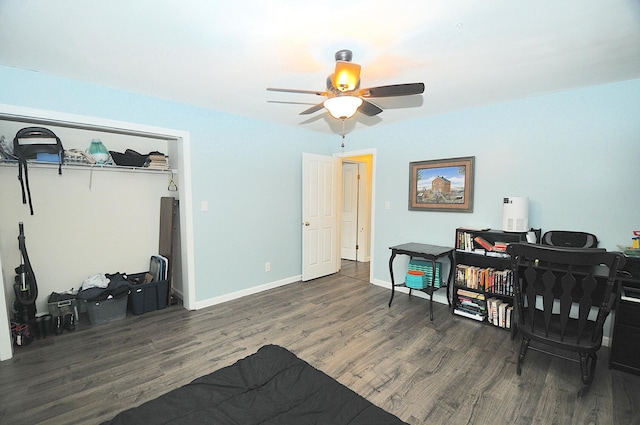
xmin=265 ymin=262 xmax=271 ymax=272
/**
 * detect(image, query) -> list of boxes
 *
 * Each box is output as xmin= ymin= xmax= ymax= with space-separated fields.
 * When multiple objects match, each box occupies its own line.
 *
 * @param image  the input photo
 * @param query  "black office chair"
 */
xmin=541 ymin=230 xmax=598 ymax=248
xmin=507 ymin=242 xmax=625 ymax=397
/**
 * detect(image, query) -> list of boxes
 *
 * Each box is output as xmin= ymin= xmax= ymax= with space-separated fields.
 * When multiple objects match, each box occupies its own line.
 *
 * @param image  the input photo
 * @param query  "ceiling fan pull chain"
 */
xmin=341 ymin=119 xmax=346 ymax=149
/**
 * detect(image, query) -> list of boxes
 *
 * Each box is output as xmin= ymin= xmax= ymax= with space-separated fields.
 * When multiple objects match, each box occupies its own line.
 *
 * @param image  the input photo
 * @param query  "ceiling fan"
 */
xmin=267 ymin=49 xmax=425 ymax=120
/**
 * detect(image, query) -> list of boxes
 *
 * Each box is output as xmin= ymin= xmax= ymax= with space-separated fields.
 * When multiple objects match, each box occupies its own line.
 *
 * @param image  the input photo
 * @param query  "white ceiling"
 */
xmin=1 ymin=0 xmax=639 ymax=135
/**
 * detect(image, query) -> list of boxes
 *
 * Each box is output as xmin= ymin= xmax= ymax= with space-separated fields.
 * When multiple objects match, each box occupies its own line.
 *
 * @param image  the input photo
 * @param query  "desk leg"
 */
xmin=388 ymin=250 xmax=397 ymax=307
xmin=428 ymin=259 xmax=435 ymax=321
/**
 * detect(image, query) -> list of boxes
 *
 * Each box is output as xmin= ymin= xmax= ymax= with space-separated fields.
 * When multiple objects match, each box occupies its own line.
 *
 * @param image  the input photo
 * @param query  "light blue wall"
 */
xmin=339 ymin=79 xmax=640 ymax=281
xmin=1 ymin=66 xmax=638 ymax=301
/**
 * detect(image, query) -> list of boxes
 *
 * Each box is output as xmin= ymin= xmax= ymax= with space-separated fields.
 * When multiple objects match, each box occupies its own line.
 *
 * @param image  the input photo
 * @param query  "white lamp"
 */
xmin=323 ymin=96 xmax=363 ymax=119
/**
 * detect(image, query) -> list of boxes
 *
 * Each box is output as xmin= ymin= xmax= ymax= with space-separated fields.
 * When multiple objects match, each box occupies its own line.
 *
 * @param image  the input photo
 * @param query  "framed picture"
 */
xmin=408 ymin=156 xmax=475 ymax=212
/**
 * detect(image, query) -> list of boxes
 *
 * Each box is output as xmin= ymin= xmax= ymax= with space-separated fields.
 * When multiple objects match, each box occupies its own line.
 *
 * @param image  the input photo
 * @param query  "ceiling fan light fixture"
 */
xmin=333 ymin=61 xmax=361 ymax=92
xmin=323 ymin=96 xmax=363 ymax=119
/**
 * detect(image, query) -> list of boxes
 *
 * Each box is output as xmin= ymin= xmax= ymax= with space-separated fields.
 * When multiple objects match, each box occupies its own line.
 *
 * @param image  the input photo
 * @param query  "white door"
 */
xmin=302 ymin=153 xmax=340 ymax=281
xmin=341 ymin=162 xmax=358 ymax=261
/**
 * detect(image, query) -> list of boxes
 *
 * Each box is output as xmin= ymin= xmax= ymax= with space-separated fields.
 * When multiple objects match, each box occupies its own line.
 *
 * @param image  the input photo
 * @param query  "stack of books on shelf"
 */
xmin=454 ymin=288 xmax=486 ymax=321
xmin=492 ymin=241 xmax=509 ymax=252
xmin=474 ymin=236 xmax=494 ymax=251
xmin=487 ymin=298 xmax=513 ymax=329
xmin=145 ymin=153 xmax=170 ymax=170
xmin=457 ymin=231 xmax=475 ymax=251
xmin=456 ymin=232 xmax=511 ymax=258
xmin=455 ymin=264 xmax=514 ymax=295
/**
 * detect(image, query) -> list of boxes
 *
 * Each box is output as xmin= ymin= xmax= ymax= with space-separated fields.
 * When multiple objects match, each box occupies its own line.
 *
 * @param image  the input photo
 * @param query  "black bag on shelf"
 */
xmin=13 ymin=127 xmax=64 ymax=215
xmin=109 ymin=149 xmax=148 ymax=167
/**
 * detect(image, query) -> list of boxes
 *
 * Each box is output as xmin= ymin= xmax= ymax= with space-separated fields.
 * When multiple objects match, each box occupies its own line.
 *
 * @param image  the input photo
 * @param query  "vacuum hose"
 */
xmin=14 ymin=222 xmax=38 ymax=307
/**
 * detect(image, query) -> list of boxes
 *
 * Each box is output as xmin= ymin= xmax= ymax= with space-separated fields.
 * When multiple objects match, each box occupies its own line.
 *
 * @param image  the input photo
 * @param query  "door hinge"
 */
xmin=356 ymin=244 xmax=359 ymax=250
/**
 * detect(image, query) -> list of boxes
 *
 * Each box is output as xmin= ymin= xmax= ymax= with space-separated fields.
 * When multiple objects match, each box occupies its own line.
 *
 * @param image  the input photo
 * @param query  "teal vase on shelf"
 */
xmin=88 ymin=139 xmax=109 ymax=164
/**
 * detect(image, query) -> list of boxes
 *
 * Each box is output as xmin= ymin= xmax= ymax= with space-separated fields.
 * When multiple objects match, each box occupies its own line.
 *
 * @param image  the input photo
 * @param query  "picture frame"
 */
xmin=408 ymin=156 xmax=475 ymax=212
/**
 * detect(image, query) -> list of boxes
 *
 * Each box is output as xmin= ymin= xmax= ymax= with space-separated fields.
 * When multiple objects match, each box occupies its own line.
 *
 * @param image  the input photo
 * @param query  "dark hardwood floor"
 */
xmin=1 ymin=260 xmax=639 ymax=425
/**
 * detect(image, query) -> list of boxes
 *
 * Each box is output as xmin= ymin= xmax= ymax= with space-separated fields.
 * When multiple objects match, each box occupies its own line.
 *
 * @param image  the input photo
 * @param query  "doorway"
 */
xmin=341 ymin=161 xmax=370 ymax=262
xmin=339 ymin=150 xmax=375 ymax=282
xmin=301 ymin=150 xmax=375 ymax=283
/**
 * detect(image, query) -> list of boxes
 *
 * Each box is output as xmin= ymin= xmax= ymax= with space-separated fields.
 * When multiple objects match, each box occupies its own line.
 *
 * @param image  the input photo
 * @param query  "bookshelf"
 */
xmin=452 ymin=228 xmax=535 ymax=335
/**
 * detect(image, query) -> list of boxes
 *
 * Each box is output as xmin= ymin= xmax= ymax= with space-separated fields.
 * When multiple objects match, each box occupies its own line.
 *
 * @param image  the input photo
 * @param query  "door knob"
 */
xmin=304 ymin=222 xmax=310 ymax=226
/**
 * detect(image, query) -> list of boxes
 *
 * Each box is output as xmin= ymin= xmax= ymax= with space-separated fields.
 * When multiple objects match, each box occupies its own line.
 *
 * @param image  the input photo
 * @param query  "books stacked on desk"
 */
xmin=145 ymin=153 xmax=170 ymax=170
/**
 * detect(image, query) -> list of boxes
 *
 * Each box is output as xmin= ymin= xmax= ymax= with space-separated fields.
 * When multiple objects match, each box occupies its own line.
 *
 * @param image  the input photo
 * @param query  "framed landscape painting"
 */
xmin=408 ymin=156 xmax=475 ymax=212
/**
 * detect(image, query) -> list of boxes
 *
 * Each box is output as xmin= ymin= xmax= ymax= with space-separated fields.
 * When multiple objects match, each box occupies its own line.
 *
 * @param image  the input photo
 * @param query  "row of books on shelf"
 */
xmin=487 ymin=297 xmax=513 ymax=329
xmin=453 ymin=289 xmax=513 ymax=328
xmin=455 ymin=264 xmax=514 ymax=296
xmin=456 ymin=232 xmax=510 ymax=255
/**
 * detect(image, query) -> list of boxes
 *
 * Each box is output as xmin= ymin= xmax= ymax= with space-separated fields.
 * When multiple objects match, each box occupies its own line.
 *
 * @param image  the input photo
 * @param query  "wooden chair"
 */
xmin=507 ymin=242 xmax=625 ymax=397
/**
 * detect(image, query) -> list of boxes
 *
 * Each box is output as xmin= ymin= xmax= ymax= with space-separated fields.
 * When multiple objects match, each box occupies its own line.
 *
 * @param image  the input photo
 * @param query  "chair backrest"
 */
xmin=541 ymin=230 xmax=598 ymax=248
xmin=507 ymin=243 xmax=624 ymax=347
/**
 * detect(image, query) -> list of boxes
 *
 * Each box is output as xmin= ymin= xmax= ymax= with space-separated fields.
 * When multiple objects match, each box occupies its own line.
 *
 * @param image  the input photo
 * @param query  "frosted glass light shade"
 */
xmin=323 ymin=96 xmax=363 ymax=119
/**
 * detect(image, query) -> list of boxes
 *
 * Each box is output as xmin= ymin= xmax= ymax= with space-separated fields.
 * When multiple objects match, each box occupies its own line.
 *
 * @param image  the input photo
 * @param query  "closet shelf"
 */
xmin=0 ymin=160 xmax=175 ymax=175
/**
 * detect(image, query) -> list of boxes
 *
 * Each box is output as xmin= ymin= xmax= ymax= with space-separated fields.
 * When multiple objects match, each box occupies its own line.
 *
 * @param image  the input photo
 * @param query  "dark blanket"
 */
xmin=102 ymin=344 xmax=407 ymax=425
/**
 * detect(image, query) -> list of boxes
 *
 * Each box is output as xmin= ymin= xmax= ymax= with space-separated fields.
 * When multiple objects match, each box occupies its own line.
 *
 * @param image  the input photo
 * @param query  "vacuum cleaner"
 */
xmin=12 ymin=222 xmax=38 ymax=345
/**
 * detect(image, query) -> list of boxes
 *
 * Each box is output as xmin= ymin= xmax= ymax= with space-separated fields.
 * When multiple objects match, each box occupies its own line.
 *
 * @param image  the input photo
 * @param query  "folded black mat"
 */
xmin=102 ymin=344 xmax=407 ymax=424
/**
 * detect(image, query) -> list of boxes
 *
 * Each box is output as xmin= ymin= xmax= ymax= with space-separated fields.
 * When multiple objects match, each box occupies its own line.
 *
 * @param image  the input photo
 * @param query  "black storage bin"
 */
xmin=85 ymin=295 xmax=128 ymax=325
xmin=128 ymin=272 xmax=169 ymax=315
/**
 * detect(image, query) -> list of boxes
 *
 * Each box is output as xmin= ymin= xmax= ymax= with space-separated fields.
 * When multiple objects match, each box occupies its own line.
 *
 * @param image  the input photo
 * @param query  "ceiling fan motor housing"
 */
xmin=334 ymin=49 xmax=353 ymax=62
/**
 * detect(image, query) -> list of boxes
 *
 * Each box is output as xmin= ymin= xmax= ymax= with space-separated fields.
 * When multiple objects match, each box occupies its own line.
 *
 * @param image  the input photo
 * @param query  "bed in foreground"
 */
xmin=102 ymin=344 xmax=407 ymax=424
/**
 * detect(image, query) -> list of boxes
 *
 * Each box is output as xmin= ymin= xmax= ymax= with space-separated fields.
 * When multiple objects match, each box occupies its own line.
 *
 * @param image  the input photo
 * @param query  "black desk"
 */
xmin=610 ymin=255 xmax=640 ymax=375
xmin=388 ymin=243 xmax=454 ymax=320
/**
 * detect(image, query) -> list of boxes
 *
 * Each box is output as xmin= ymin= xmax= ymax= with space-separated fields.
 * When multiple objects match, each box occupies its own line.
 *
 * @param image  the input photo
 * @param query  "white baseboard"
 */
xmin=194 ymin=275 xmax=302 ymax=310
xmin=171 ymin=287 xmax=184 ymax=300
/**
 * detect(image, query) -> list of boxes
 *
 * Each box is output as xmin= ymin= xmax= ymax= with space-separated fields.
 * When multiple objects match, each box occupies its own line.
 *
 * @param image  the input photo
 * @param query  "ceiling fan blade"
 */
xmin=267 ymin=87 xmax=326 ymax=96
xmin=360 ymin=83 xmax=425 ymax=98
xmin=268 ymin=100 xmax=318 ymax=106
xmin=299 ymin=103 xmax=325 ymax=115
xmin=358 ymin=99 xmax=383 ymax=116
